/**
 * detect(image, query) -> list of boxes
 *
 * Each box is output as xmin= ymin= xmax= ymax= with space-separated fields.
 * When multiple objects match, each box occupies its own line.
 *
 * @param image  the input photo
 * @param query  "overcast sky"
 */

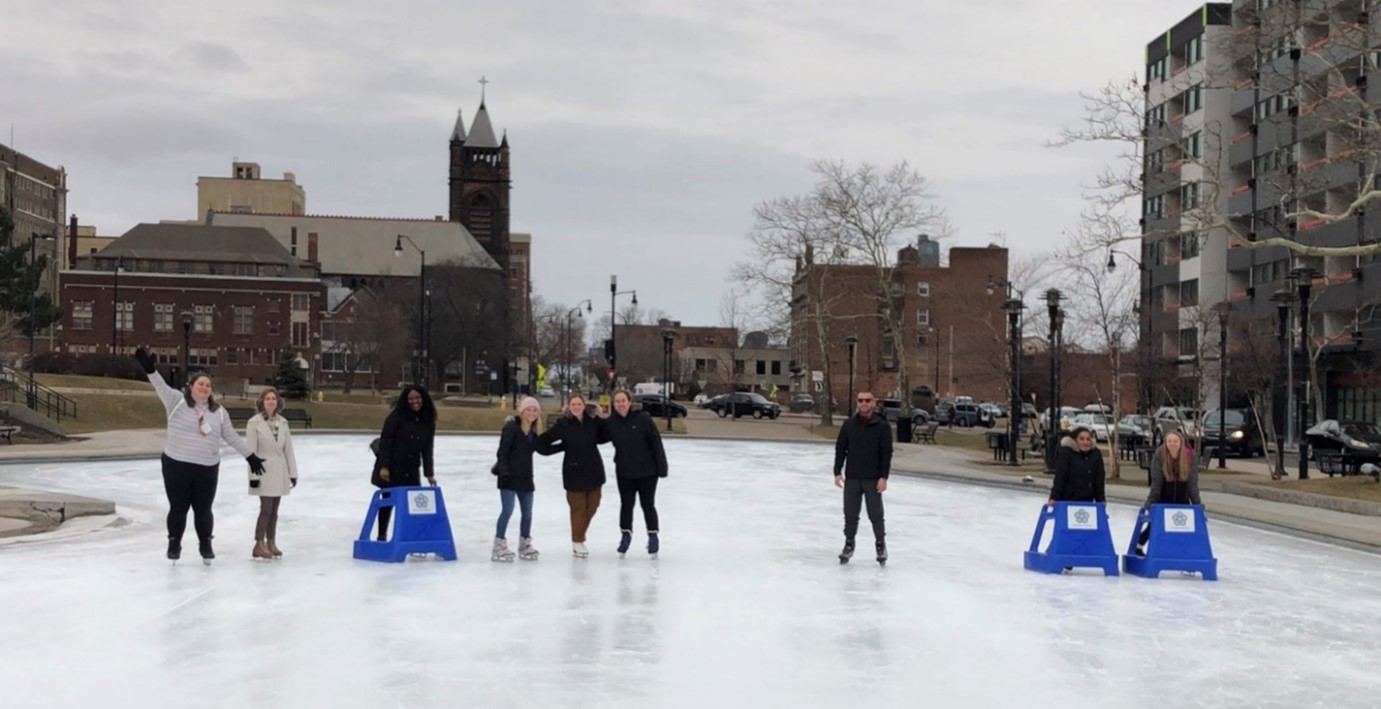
xmin=2 ymin=0 xmax=1202 ymax=328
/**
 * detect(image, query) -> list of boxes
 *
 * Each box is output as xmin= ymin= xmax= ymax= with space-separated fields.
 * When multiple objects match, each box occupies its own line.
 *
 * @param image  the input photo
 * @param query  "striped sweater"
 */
xmin=149 ymin=373 xmax=253 ymax=466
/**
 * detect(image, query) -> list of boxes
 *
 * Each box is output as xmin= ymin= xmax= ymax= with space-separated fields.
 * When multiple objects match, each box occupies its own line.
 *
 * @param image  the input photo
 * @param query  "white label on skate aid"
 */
xmin=1163 ymin=508 xmax=1195 ymax=533
xmin=1065 ymin=505 xmax=1097 ymax=531
xmin=408 ymin=490 xmax=437 ymax=515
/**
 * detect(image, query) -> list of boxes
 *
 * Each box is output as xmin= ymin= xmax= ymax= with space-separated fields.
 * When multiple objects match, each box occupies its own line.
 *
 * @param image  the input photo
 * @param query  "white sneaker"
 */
xmin=572 ymin=542 xmax=589 ymax=558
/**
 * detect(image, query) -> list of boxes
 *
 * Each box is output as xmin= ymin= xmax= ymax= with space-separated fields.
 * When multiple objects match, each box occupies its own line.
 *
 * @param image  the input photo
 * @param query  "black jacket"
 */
xmin=494 ymin=417 xmax=554 ymax=492
xmin=1050 ymin=438 xmax=1106 ymax=502
xmin=1146 ymin=449 xmax=1202 ymax=506
xmin=538 ymin=410 xmax=610 ymax=491
xmin=833 ymin=413 xmax=893 ymax=480
xmin=371 ymin=409 xmax=435 ymax=488
xmin=606 ymin=410 xmax=669 ymax=480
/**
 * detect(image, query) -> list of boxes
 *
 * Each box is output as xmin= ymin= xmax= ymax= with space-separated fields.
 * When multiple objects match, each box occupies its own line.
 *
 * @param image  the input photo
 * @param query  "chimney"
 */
xmin=307 ymin=231 xmax=319 ymax=264
xmin=283 ymin=172 xmax=295 ymax=183
xmin=67 ymin=214 xmax=78 ymax=269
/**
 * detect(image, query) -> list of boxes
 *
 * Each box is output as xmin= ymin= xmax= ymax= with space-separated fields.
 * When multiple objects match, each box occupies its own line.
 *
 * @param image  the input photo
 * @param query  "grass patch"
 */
xmin=60 ymin=393 xmax=169 ymax=434
xmin=934 ymin=430 xmax=994 ymax=453
xmin=1260 ymin=476 xmax=1381 ymax=503
xmin=35 ymin=374 xmax=145 ymax=391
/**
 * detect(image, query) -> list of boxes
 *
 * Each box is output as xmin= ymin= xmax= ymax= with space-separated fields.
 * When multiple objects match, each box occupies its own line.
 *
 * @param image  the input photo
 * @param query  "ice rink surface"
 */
xmin=2 ymin=435 xmax=1380 ymax=708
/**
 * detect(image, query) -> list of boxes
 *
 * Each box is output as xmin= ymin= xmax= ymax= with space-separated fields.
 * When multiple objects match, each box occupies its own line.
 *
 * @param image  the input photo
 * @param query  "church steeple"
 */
xmin=448 ymin=86 xmax=510 ymax=273
xmin=450 ymin=109 xmax=466 ymax=142
xmin=467 ymin=102 xmax=499 ymax=148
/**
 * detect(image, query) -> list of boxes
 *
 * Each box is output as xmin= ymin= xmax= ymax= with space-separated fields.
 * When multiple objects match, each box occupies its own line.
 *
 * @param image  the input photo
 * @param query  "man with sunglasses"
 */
xmin=833 ymin=391 xmax=892 ymax=564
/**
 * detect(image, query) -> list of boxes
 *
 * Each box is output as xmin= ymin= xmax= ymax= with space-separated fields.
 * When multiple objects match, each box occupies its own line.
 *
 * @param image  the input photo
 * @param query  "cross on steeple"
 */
xmin=479 ymin=76 xmax=489 ymax=103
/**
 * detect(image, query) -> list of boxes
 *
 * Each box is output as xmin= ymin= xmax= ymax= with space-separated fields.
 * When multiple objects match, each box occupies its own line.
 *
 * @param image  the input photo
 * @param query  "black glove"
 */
xmin=491 ymin=462 xmax=501 ymax=476
xmin=246 ymin=454 xmax=266 ymax=475
xmin=658 ymin=470 xmax=668 ymax=479
xmin=134 ymin=347 xmax=156 ymax=374
xmin=249 ymin=478 xmax=261 ymax=489
xmin=290 ymin=478 xmax=298 ymax=488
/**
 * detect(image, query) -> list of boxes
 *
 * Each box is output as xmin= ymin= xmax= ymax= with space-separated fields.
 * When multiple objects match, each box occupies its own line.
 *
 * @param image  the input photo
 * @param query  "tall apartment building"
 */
xmin=1144 ymin=1 xmax=1381 ymax=423
xmin=1141 ymin=4 xmax=1236 ymax=408
xmin=2 ymin=142 xmax=66 ymax=349
xmin=196 ymin=161 xmax=306 ymax=217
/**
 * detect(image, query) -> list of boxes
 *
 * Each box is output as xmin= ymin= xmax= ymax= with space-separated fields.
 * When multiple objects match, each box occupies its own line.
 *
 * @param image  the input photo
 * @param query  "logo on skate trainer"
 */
xmin=412 ymin=493 xmax=430 ymax=510
xmin=1172 ymin=511 xmax=1188 ymax=527
xmin=1074 ymin=509 xmax=1090 ymax=525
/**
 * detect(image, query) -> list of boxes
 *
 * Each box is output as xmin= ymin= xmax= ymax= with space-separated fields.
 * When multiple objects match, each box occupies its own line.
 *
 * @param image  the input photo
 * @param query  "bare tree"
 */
xmin=322 ymin=284 xmax=410 ymax=393
xmin=428 ymin=258 xmax=509 ymax=393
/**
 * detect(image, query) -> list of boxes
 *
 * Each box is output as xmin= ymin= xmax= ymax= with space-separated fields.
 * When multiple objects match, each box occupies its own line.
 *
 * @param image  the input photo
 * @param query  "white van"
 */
xmin=633 ymin=382 xmax=671 ymax=397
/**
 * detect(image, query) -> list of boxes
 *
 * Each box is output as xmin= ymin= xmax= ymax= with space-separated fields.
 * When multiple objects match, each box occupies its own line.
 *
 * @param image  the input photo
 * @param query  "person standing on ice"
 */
xmin=369 ymin=385 xmax=438 ymax=541
xmin=245 ymin=387 xmax=299 ymax=560
xmin=833 ymin=390 xmax=892 ymax=565
xmin=538 ymin=392 xmax=610 ymax=558
xmin=606 ymin=389 xmax=669 ymax=558
xmin=134 ymin=347 xmax=265 ymax=564
xmin=1133 ymin=429 xmax=1200 ymax=556
xmin=1046 ymin=426 xmax=1106 ymax=506
xmin=490 ymin=396 xmax=550 ymax=561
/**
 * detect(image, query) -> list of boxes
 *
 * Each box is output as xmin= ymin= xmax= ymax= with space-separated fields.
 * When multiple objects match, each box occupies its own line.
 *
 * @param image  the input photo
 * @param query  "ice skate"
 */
xmin=491 ymin=537 xmax=516 ymax=562
xmin=573 ymin=542 xmax=589 ymax=558
xmin=252 ymin=540 xmax=272 ymax=561
xmin=199 ymin=538 xmax=215 ymax=566
xmin=875 ymin=540 xmax=888 ymax=566
xmin=647 ymin=531 xmax=659 ymax=559
xmin=167 ymin=538 xmax=181 ymax=564
xmin=267 ymin=539 xmax=283 ymax=559
xmin=617 ymin=529 xmax=632 ymax=557
xmin=838 ymin=539 xmax=855 ymax=564
xmin=518 ymin=537 xmax=539 ymax=560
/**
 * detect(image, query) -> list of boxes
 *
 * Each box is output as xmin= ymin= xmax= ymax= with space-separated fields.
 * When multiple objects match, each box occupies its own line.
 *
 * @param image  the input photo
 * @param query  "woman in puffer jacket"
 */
xmin=490 ymin=396 xmax=554 ymax=561
xmin=537 ymin=393 xmax=611 ymax=558
xmin=1047 ymin=426 xmax=1106 ymax=505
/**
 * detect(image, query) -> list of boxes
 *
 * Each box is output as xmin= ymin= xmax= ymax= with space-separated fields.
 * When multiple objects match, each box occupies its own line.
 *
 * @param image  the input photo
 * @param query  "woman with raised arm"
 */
xmin=135 ymin=347 xmax=264 ymax=565
xmin=246 ymin=386 xmax=299 ymax=560
xmin=538 ymin=392 xmax=609 ymax=558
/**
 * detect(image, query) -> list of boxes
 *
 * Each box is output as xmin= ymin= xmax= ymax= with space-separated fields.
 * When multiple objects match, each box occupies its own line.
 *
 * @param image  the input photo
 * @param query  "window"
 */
xmin=1180 ymin=182 xmax=1201 ymax=210
xmin=193 ymin=305 xmax=214 ymax=333
xmin=1185 ymin=36 xmax=1204 ymax=65
xmin=1146 ymin=103 xmax=1169 ymax=126
xmin=116 ymin=301 xmax=133 ymax=331
xmin=1148 ymin=56 xmax=1168 ymax=82
xmin=1180 ymin=279 xmax=1200 ymax=307
xmin=233 ymin=306 xmax=254 ymax=335
xmin=1183 ymin=84 xmax=1203 ymax=114
xmin=1178 ymin=328 xmax=1199 ymax=357
xmin=771 ymin=360 xmax=781 ymax=375
xmin=268 ymin=321 xmax=280 ymax=336
xmin=292 ymin=321 xmax=309 ymax=347
xmin=916 ymin=282 xmax=930 ymax=297
xmin=320 ymin=321 xmax=338 ymax=341
xmin=1180 ymin=233 xmax=1201 ymax=260
xmin=268 ymin=298 xmax=280 ymax=313
xmin=1144 ymin=193 xmax=1167 ymax=219
xmin=291 ymin=294 xmax=310 ymax=311
xmin=153 ymin=303 xmax=173 ymax=332
xmin=71 ymin=301 xmax=93 ymax=330
xmin=756 ymin=360 xmax=766 ymax=375
xmin=916 ymin=309 xmax=930 ymax=326
xmin=229 ymin=205 xmax=252 ymax=214
xmin=189 ymin=348 xmax=219 ymax=367
xmin=1183 ymin=132 xmax=1202 ymax=159
xmin=226 ymin=348 xmax=239 ymax=365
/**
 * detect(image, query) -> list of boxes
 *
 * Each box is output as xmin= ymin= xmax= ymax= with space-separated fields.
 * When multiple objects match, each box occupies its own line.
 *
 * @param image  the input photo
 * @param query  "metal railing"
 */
xmin=0 ymin=367 xmax=78 ymax=422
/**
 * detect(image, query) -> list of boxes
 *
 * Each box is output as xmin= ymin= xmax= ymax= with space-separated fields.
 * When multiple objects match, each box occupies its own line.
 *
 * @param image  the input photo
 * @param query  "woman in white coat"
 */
xmin=246 ymin=387 xmax=299 ymax=560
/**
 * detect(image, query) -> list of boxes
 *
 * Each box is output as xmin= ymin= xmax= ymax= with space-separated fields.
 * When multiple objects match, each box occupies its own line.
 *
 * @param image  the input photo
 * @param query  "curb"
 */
xmin=1219 ymin=481 xmax=1381 ymax=517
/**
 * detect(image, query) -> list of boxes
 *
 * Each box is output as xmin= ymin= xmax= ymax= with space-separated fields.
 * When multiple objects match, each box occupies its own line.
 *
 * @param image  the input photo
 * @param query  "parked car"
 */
xmin=932 ymin=400 xmax=955 ymax=425
xmin=537 ymin=386 xmax=556 ymax=398
xmin=978 ymin=403 xmax=1005 ymax=420
xmin=789 ymin=393 xmax=815 ymax=413
xmin=879 ymin=398 xmax=905 ymax=422
xmin=949 ymin=402 xmax=993 ymax=428
xmin=1071 ymin=413 xmax=1114 ymax=442
xmin=1201 ymin=408 xmax=1264 ymax=457
xmin=634 ymin=394 xmax=688 ymax=419
xmin=909 ymin=407 xmax=931 ymax=426
xmin=1153 ymin=406 xmax=1200 ymax=440
xmin=1038 ymin=406 xmax=1082 ymax=436
xmin=708 ymin=392 xmax=781 ymax=419
xmin=693 ymin=393 xmax=712 ymax=407
xmin=1116 ymin=415 xmax=1152 ymax=441
xmin=1306 ymin=419 xmax=1381 ymax=460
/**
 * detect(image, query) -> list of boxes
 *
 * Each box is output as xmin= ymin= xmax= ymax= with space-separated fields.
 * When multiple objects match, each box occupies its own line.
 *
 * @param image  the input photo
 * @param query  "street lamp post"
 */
xmin=565 ymin=300 xmax=592 ymax=395
xmin=394 ymin=235 xmax=427 ymax=386
xmin=1272 ymin=287 xmax=1295 ymax=479
xmin=662 ymin=328 xmax=677 ymax=432
xmin=1294 ymin=267 xmax=1316 ymax=480
xmin=181 ymin=311 xmax=194 ymax=389
xmin=26 ymin=232 xmax=55 ymax=409
xmin=1216 ymin=303 xmax=1229 ymax=470
xmin=988 ymin=276 xmax=1026 ymax=467
xmin=845 ymin=335 xmax=859 ymax=417
xmin=111 ymin=255 xmax=126 ymax=352
xmin=1044 ymin=289 xmax=1063 ymax=474
xmin=608 ymin=275 xmax=637 ymax=395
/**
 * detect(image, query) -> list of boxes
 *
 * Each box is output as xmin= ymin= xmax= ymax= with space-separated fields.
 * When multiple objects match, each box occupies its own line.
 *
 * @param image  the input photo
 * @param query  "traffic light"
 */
xmin=604 ymin=338 xmax=615 ymax=365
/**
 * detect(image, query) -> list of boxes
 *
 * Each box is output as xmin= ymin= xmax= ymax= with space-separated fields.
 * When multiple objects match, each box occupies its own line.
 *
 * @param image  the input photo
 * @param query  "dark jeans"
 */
xmin=843 ymin=477 xmax=885 ymax=542
xmin=617 ymin=476 xmax=659 ymax=532
xmin=162 ymin=454 xmax=220 ymax=543
xmin=497 ymin=489 xmax=534 ymax=539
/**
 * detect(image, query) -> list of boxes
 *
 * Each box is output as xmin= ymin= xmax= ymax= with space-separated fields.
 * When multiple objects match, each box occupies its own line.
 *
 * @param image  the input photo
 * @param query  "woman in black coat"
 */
xmin=606 ymin=390 xmax=669 ymax=557
xmin=1046 ymin=426 xmax=1106 ymax=505
xmin=370 ymin=385 xmax=438 ymax=541
xmin=537 ymin=393 xmax=610 ymax=558
xmin=490 ymin=396 xmax=551 ymax=561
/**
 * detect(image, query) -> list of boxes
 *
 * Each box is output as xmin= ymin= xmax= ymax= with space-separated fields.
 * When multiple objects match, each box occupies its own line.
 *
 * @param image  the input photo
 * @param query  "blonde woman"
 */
xmin=1135 ymin=429 xmax=1202 ymax=555
xmin=246 ymin=387 xmax=299 ymax=560
xmin=537 ymin=393 xmax=611 ymax=558
xmin=491 ymin=396 xmax=551 ymax=561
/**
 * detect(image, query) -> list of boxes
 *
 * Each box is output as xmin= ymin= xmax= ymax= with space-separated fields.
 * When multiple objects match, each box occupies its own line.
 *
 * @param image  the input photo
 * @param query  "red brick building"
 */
xmin=59 ymin=223 xmax=326 ymax=388
xmin=789 ymin=239 xmax=1011 ymax=405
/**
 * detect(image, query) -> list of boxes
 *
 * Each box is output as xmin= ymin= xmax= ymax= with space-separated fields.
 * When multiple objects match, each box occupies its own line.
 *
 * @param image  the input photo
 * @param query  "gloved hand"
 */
xmin=291 ymin=478 xmax=298 ymax=488
xmin=658 ymin=470 xmax=668 ymax=479
xmin=246 ymin=454 xmax=266 ymax=475
xmin=491 ymin=462 xmax=501 ymax=476
xmin=134 ymin=347 xmax=157 ymax=374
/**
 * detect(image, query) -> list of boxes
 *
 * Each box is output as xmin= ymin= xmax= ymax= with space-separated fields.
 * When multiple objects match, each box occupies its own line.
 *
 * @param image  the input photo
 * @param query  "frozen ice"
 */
xmin=2 ymin=435 xmax=1380 ymax=708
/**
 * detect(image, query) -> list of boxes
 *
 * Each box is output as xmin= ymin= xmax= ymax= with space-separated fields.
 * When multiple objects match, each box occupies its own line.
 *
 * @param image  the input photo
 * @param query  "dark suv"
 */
xmin=634 ymin=394 xmax=687 ymax=418
xmin=708 ymin=392 xmax=781 ymax=419
xmin=1201 ymin=408 xmax=1264 ymax=457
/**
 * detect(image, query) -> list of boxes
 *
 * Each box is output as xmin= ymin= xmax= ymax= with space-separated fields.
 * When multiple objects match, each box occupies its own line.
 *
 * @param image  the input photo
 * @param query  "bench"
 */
xmin=281 ymin=409 xmax=313 ymax=429
xmin=225 ymin=407 xmax=256 ymax=424
xmin=912 ymin=421 xmax=939 ymax=444
xmin=0 ymin=425 xmax=19 ymax=444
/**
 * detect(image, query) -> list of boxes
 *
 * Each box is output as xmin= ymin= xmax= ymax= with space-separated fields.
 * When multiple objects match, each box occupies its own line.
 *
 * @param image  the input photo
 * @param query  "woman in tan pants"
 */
xmin=538 ymin=393 xmax=610 ymax=558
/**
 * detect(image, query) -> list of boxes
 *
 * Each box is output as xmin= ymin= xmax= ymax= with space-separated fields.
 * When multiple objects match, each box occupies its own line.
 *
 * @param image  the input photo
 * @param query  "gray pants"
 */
xmin=843 ymin=477 xmax=885 ymax=542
